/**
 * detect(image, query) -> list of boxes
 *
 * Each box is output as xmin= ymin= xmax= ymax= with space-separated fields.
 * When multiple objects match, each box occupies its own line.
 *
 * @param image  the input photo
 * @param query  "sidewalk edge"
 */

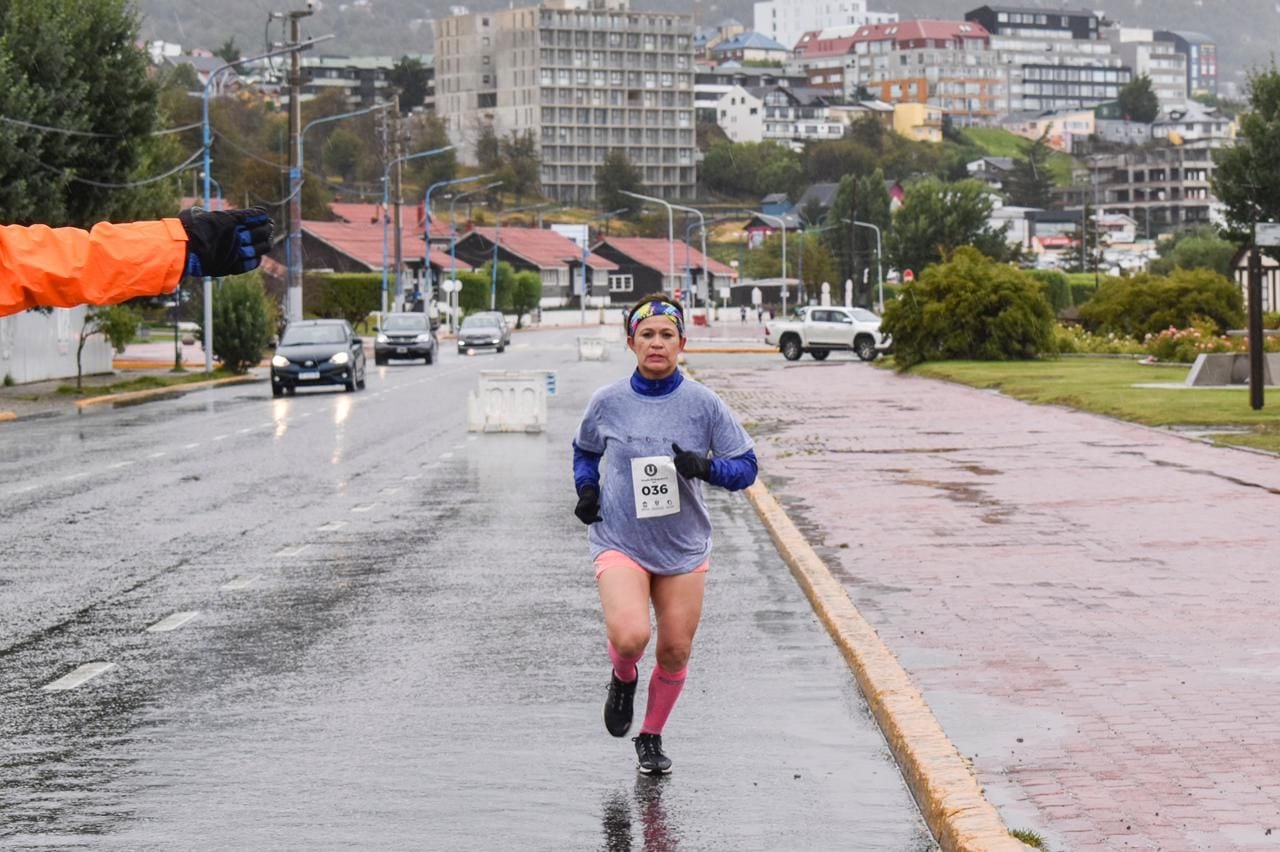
xmin=744 ymin=481 xmax=1027 ymax=852
xmin=76 ymin=375 xmax=260 ymax=410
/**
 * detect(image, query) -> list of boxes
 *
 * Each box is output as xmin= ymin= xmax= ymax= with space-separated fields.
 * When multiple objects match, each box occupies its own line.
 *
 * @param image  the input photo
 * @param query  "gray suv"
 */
xmin=375 ymin=312 xmax=438 ymax=365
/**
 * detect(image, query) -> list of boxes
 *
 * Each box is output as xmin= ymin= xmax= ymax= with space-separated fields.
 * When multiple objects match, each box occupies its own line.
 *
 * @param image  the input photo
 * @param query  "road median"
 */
xmin=745 ymin=480 xmax=1026 ymax=852
xmin=76 ymin=374 xmax=260 ymax=410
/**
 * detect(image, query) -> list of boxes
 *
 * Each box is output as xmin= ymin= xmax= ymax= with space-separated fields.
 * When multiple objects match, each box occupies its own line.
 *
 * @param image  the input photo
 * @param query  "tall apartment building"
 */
xmin=989 ymin=32 xmax=1132 ymax=113
xmin=753 ymin=0 xmax=897 ymax=54
xmin=1071 ymin=146 xmax=1219 ymax=237
xmin=1104 ymin=27 xmax=1187 ymax=107
xmin=966 ymin=5 xmax=1100 ymax=40
xmin=1154 ymin=31 xmax=1218 ymax=98
xmin=434 ymin=0 xmax=697 ymax=204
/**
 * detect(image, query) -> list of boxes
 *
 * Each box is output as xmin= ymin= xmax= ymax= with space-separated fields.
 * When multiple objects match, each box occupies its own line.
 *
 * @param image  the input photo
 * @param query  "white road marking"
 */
xmin=148 ymin=452 xmax=167 ymax=459
xmin=62 ymin=472 xmax=88 ymax=482
xmin=237 ymin=428 xmax=253 ymax=435
xmin=380 ymin=487 xmax=401 ymax=496
xmin=402 ymin=474 xmax=422 ymax=482
xmin=316 ymin=521 xmax=348 ymax=532
xmin=220 ymin=575 xmax=261 ymax=591
xmin=107 ymin=461 xmax=133 ymax=470
xmin=439 ymin=452 xmax=453 ymax=459
xmin=10 ymin=484 xmax=37 ymax=495
xmin=212 ymin=434 xmax=228 ymax=441
xmin=146 ymin=611 xmax=199 ymax=633
xmin=351 ymin=503 xmax=378 ymax=513
xmin=42 ymin=662 xmax=116 ymax=691
xmin=183 ymin=443 xmax=200 ymax=450
xmin=274 ymin=544 xmax=311 ymax=558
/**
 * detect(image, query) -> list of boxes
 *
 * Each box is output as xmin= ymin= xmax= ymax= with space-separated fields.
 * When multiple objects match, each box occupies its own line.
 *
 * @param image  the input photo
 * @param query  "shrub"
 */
xmin=312 ymin=273 xmax=381 ymax=328
xmin=511 ymin=270 xmax=542 ymax=327
xmin=1265 ymin=311 xmax=1280 ymax=330
xmin=1052 ymin=324 xmax=1144 ymax=355
xmin=881 ymin=247 xmax=1056 ymax=368
xmin=1025 ymin=269 xmax=1073 ymax=312
xmin=456 ymin=270 xmax=491 ymax=315
xmin=1078 ymin=268 xmax=1244 ymax=338
xmin=1143 ymin=319 xmax=1236 ymax=362
xmin=206 ymin=275 xmax=273 ymax=373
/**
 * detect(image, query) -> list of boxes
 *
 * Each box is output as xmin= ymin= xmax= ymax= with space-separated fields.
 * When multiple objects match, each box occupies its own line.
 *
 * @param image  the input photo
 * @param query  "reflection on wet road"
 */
xmin=0 ymin=333 xmax=932 ymax=850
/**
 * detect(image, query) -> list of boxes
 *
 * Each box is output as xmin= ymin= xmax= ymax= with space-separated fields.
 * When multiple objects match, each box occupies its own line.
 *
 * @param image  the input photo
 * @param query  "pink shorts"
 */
xmin=594 ymin=549 xmax=709 ymax=580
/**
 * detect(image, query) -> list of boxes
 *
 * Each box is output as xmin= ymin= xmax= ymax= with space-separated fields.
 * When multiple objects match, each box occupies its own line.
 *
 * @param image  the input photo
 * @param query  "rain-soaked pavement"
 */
xmin=0 ymin=327 xmax=933 ymax=850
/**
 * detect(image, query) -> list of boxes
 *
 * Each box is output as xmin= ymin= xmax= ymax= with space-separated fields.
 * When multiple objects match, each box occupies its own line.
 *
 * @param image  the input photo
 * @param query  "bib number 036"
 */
xmin=631 ymin=456 xmax=680 ymax=519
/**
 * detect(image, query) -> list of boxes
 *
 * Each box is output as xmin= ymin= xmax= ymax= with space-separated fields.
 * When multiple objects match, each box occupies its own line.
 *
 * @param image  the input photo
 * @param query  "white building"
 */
xmin=1103 ymin=26 xmax=1187 ymax=108
xmin=752 ymin=0 xmax=895 ymax=54
xmin=715 ymin=85 xmax=845 ymax=147
xmin=0 ymin=309 xmax=113 ymax=385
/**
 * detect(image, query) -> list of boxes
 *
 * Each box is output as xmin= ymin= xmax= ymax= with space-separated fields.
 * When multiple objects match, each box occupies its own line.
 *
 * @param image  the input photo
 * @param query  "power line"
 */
xmin=0 ymin=115 xmax=203 ymax=138
xmin=26 ymin=146 xmax=207 ymax=189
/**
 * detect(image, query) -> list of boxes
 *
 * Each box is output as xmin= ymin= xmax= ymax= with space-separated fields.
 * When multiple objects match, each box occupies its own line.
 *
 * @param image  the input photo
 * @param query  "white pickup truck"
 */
xmin=764 ymin=305 xmax=891 ymax=362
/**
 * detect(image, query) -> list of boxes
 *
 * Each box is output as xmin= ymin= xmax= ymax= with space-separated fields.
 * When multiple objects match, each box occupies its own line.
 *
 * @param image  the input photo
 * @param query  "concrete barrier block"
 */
xmin=1187 ymin=353 xmax=1279 ymax=386
xmin=466 ymin=370 xmax=548 ymax=433
xmin=577 ymin=336 xmax=610 ymax=361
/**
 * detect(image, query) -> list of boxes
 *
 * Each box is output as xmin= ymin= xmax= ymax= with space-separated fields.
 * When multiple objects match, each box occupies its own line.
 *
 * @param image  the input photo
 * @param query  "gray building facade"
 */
xmin=435 ymin=0 xmax=698 ymax=203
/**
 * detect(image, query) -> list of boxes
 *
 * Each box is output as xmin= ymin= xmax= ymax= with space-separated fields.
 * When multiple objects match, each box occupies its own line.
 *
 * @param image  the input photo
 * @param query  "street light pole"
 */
xmin=424 ymin=174 xmax=494 ymax=312
xmin=852 ymin=220 xmax=883 ymax=313
xmin=448 ymin=181 xmax=503 ymax=325
xmin=379 ymin=145 xmax=455 ymax=314
xmin=669 ymin=202 xmax=706 ymax=314
xmin=621 ymin=190 xmax=675 ymax=296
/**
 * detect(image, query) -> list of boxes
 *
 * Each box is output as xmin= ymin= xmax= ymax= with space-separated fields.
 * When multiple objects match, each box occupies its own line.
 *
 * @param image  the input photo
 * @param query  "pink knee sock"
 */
xmin=639 ymin=665 xmax=687 ymax=735
xmin=609 ymin=641 xmax=642 ymax=683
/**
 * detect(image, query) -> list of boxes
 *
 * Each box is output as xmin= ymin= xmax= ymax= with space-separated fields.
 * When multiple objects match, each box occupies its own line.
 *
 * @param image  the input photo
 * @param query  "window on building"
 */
xmin=609 ymin=274 xmax=634 ymax=292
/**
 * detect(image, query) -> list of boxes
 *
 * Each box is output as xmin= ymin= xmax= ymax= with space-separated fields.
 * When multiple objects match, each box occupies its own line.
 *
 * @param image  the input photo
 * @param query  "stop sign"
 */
xmin=903 ymin=269 xmax=915 ymax=282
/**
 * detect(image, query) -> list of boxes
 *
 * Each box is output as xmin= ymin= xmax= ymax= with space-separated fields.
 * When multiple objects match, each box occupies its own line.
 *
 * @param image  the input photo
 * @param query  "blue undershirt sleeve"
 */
xmin=573 ymin=441 xmax=603 ymax=493
xmin=707 ymin=449 xmax=757 ymax=492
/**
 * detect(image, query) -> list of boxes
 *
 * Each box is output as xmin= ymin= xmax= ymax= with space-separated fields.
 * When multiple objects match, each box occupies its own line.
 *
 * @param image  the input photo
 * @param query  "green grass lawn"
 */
xmin=959 ymin=127 xmax=1079 ymax=187
xmin=902 ymin=357 xmax=1280 ymax=453
xmin=57 ymin=368 xmax=242 ymax=398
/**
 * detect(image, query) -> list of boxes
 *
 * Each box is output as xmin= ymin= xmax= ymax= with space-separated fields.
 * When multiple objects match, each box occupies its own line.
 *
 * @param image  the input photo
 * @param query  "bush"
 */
xmin=1143 ymin=320 xmax=1235 ymax=362
xmin=1265 ymin=311 xmax=1280 ymax=330
xmin=207 ymin=275 xmax=273 ymax=373
xmin=1078 ymin=268 xmax=1244 ymax=338
xmin=881 ymin=247 xmax=1056 ymax=368
xmin=1052 ymin=324 xmax=1144 ymax=355
xmin=456 ymin=270 xmax=491 ymax=315
xmin=511 ymin=270 xmax=542 ymax=327
xmin=1025 ymin=269 xmax=1073 ymax=312
xmin=312 ymin=273 xmax=381 ymax=328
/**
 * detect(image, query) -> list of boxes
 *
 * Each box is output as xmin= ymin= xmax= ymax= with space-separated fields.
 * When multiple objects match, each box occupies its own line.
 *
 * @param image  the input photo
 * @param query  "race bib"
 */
xmin=631 ymin=455 xmax=680 ymax=519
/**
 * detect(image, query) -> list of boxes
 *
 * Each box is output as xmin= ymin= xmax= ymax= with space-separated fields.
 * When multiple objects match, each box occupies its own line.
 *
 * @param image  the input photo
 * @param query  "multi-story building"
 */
xmin=1103 ymin=27 xmax=1187 ymax=107
xmin=300 ymin=55 xmax=427 ymax=109
xmin=753 ymin=0 xmax=896 ymax=55
xmin=966 ymin=5 xmax=1100 ymax=41
xmin=987 ymin=30 xmax=1131 ymax=114
xmin=694 ymin=63 xmax=807 ymax=123
xmin=434 ymin=0 xmax=697 ymax=203
xmin=1154 ymin=30 xmax=1218 ymax=98
xmin=1071 ymin=146 xmax=1220 ymax=237
xmin=715 ymin=85 xmax=845 ymax=146
xmin=710 ymin=32 xmax=791 ymax=65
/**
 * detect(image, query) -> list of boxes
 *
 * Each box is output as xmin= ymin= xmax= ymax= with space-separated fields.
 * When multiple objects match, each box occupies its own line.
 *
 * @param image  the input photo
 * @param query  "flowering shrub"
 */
xmin=1053 ymin=324 xmax=1144 ymax=355
xmin=1142 ymin=319 xmax=1280 ymax=362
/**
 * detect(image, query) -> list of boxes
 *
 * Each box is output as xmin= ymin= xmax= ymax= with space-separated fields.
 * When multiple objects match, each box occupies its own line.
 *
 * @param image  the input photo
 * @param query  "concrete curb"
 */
xmin=744 ymin=480 xmax=1027 ymax=852
xmin=76 ymin=375 xmax=260 ymax=410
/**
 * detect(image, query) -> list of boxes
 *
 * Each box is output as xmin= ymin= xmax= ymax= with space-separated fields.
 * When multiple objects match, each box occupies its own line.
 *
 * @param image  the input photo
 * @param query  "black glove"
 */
xmin=574 ymin=484 xmax=602 ymax=525
xmin=671 ymin=443 xmax=711 ymax=481
xmin=179 ymin=206 xmax=274 ymax=278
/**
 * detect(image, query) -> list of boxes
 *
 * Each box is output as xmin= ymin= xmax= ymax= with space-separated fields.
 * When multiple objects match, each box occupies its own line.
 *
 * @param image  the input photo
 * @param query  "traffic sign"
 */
xmin=903 ymin=269 xmax=915 ymax=282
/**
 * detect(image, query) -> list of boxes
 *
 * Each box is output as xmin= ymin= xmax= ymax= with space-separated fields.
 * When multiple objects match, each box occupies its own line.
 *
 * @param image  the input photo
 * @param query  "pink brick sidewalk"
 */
xmin=699 ymin=360 xmax=1280 ymax=851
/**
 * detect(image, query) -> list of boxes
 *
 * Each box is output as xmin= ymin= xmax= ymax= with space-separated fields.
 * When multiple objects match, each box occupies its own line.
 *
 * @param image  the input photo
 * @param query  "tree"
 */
xmin=405 ymin=113 xmax=457 ymax=191
xmin=1005 ymin=131 xmax=1055 ymax=209
xmin=881 ymin=247 xmax=1055 ymax=368
xmin=476 ymin=260 xmax=517 ymax=312
xmin=499 ymin=130 xmax=541 ymax=201
xmin=456 ymin=270 xmax=491 ymax=314
xmin=206 ymin=275 xmax=274 ymax=373
xmin=511 ymin=270 xmax=542 ymax=328
xmin=888 ymin=178 xmax=1009 ymax=277
xmin=795 ymin=233 xmax=837 ymax=299
xmin=823 ymin=175 xmax=857 ymax=287
xmin=1117 ymin=75 xmax=1160 ymax=123
xmin=313 ymin=273 xmax=381 ymax=330
xmin=1149 ymin=225 xmax=1236 ymax=277
xmin=76 ymin=305 xmax=140 ymax=390
xmin=475 ymin=123 xmax=502 ymax=174
xmin=851 ymin=169 xmax=893 ymax=305
xmin=214 ymin=37 xmax=241 ymax=64
xmin=387 ymin=55 xmax=430 ymax=111
xmin=597 ymin=149 xmax=644 ymax=214
xmin=1213 ymin=66 xmax=1280 ymax=252
xmin=323 ymin=127 xmax=364 ymax=184
xmin=0 ymin=0 xmax=169 ymax=225
xmin=699 ymin=141 xmax=803 ymax=198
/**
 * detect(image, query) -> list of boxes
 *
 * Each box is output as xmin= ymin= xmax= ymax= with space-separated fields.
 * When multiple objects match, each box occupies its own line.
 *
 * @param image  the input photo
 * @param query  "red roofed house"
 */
xmin=452 ymin=227 xmax=619 ymax=307
xmin=793 ymin=21 xmax=998 ymax=123
xmin=297 ymin=202 xmax=472 ymax=309
xmin=591 ymin=237 xmax=739 ymax=303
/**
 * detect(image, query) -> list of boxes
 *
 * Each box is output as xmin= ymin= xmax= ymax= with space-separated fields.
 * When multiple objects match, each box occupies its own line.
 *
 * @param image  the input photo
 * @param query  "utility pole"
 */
xmin=390 ymin=94 xmax=403 ymax=311
xmin=285 ymin=5 xmax=314 ymax=323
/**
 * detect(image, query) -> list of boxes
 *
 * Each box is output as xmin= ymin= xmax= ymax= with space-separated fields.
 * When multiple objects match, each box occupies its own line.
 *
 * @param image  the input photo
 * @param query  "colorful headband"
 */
xmin=629 ymin=300 xmax=684 ymax=338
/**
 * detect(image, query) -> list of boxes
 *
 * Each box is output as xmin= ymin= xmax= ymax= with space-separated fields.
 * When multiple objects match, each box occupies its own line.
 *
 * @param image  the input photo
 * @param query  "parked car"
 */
xmin=764 ymin=305 xmax=891 ymax=362
xmin=375 ymin=312 xmax=437 ymax=365
xmin=457 ymin=314 xmax=506 ymax=354
xmin=473 ymin=311 xmax=512 ymax=346
xmin=270 ymin=319 xmax=367 ymax=396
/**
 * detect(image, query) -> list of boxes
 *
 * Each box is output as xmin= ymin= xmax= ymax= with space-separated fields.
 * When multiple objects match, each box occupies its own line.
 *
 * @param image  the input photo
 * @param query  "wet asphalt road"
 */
xmin=0 ymin=328 xmax=932 ymax=851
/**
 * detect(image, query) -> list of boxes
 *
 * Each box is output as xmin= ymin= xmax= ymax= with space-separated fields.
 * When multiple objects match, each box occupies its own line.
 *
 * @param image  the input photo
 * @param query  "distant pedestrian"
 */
xmin=572 ymin=293 xmax=758 ymax=775
xmin=739 ymin=305 xmax=747 ymax=323
xmin=756 ymin=306 xmax=763 ymax=323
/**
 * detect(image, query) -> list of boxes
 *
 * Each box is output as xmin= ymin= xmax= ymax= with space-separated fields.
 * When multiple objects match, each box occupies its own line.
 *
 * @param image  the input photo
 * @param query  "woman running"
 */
xmin=572 ymin=293 xmax=758 ymax=774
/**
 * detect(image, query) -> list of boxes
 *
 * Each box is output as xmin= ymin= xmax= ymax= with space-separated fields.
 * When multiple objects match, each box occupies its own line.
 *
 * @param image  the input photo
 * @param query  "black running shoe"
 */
xmin=605 ymin=672 xmax=638 ymax=737
xmin=633 ymin=733 xmax=672 ymax=775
